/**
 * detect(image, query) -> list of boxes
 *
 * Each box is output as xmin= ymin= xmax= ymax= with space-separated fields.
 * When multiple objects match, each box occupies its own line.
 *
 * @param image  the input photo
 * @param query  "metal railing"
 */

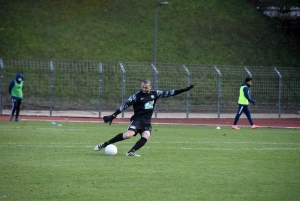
xmin=0 ymin=58 xmax=299 ymax=118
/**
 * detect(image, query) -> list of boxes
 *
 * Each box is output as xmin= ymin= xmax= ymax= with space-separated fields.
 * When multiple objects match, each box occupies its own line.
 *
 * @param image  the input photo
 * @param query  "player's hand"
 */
xmin=185 ymin=85 xmax=194 ymax=91
xmin=103 ymin=115 xmax=115 ymax=125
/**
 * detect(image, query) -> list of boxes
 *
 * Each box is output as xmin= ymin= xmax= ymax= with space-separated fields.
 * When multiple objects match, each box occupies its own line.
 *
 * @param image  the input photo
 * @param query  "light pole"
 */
xmin=154 ymin=2 xmax=168 ymax=66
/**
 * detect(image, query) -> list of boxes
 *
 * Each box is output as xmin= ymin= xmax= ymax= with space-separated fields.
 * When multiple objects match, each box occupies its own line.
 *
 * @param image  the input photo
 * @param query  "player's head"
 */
xmin=245 ymin=77 xmax=252 ymax=87
xmin=141 ymin=79 xmax=152 ymax=93
xmin=15 ymin=73 xmax=23 ymax=82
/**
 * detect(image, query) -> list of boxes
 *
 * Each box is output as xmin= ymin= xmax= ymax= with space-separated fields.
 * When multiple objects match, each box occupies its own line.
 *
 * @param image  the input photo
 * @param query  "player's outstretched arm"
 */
xmin=102 ymin=93 xmax=136 ymax=125
xmin=103 ymin=115 xmax=115 ymax=125
xmin=157 ymin=85 xmax=194 ymax=98
xmin=185 ymin=85 xmax=194 ymax=91
xmin=103 ymin=109 xmax=121 ymax=125
xmin=174 ymin=84 xmax=194 ymax=95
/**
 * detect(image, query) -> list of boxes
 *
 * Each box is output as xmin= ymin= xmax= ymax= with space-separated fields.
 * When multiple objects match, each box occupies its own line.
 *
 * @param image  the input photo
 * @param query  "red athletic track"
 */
xmin=0 ymin=115 xmax=299 ymax=128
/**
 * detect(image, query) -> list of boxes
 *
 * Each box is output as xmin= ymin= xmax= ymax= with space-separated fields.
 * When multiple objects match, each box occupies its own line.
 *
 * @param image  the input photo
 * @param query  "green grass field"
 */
xmin=1 ymin=121 xmax=300 ymax=201
xmin=0 ymin=0 xmax=299 ymax=66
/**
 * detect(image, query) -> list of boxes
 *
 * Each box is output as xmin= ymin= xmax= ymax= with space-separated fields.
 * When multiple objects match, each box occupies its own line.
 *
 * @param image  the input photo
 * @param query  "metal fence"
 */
xmin=0 ymin=58 xmax=299 ymax=118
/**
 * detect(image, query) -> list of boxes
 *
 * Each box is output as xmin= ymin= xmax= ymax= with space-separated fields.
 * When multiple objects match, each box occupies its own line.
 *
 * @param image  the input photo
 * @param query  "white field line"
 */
xmin=35 ymin=128 xmax=87 ymax=131
xmin=0 ymin=126 xmax=86 ymax=131
xmin=1 ymin=141 xmax=300 ymax=145
xmin=0 ymin=141 xmax=299 ymax=151
xmin=6 ymin=119 xmax=300 ymax=129
xmin=180 ymin=147 xmax=300 ymax=150
xmin=0 ymin=144 xmax=299 ymax=150
xmin=151 ymin=141 xmax=300 ymax=145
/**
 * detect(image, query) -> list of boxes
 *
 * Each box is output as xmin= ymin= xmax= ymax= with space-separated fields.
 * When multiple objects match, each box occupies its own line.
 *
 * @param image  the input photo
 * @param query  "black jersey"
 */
xmin=118 ymin=89 xmax=178 ymax=124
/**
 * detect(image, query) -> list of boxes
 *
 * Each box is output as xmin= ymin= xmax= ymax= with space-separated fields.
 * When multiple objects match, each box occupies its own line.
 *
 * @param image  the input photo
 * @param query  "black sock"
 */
xmin=128 ymin=137 xmax=148 ymax=153
xmin=104 ymin=133 xmax=124 ymax=147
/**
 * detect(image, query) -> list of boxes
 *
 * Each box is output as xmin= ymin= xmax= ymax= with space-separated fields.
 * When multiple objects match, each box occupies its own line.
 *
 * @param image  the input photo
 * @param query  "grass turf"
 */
xmin=0 ymin=121 xmax=300 ymax=200
xmin=0 ymin=0 xmax=299 ymax=66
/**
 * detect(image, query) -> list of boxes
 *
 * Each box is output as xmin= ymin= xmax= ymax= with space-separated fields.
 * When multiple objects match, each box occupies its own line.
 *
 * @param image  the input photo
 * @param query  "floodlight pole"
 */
xmin=154 ymin=2 xmax=168 ymax=66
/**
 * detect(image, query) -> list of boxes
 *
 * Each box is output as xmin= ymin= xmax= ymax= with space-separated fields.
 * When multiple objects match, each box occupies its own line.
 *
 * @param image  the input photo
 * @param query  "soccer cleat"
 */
xmin=15 ymin=118 xmax=19 ymax=122
xmin=251 ymin=125 xmax=259 ymax=129
xmin=126 ymin=152 xmax=140 ymax=157
xmin=94 ymin=142 xmax=105 ymax=151
xmin=232 ymin=125 xmax=240 ymax=130
xmin=10 ymin=116 xmax=13 ymax=121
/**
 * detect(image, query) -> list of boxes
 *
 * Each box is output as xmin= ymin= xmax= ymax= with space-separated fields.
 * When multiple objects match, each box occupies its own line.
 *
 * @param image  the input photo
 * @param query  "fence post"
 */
xmin=49 ymin=61 xmax=54 ymax=117
xmin=99 ymin=63 xmax=103 ymax=118
xmin=274 ymin=68 xmax=282 ymax=118
xmin=119 ymin=63 xmax=126 ymax=118
xmin=0 ymin=58 xmax=3 ymax=115
xmin=182 ymin=65 xmax=190 ymax=118
xmin=214 ymin=66 xmax=222 ymax=118
xmin=244 ymin=67 xmax=252 ymax=78
xmin=150 ymin=63 xmax=159 ymax=118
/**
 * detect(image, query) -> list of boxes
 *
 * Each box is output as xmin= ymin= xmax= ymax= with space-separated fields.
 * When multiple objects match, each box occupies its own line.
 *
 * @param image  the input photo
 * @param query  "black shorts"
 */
xmin=127 ymin=120 xmax=152 ymax=136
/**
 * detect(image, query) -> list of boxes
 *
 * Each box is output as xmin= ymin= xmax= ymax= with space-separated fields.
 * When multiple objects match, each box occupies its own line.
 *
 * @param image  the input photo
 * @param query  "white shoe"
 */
xmin=94 ymin=142 xmax=105 ymax=151
xmin=126 ymin=152 xmax=140 ymax=157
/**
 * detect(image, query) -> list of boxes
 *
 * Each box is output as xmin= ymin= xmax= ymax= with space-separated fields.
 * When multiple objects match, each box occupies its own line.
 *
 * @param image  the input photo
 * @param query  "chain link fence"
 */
xmin=0 ymin=58 xmax=299 ymax=118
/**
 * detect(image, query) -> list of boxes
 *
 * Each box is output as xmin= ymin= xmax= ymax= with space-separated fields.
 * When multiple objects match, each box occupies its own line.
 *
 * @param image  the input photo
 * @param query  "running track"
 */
xmin=0 ymin=115 xmax=299 ymax=129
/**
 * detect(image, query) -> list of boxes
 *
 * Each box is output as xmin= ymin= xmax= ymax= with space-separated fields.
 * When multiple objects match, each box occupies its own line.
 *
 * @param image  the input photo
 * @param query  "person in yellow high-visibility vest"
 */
xmin=232 ymin=77 xmax=259 ymax=130
xmin=8 ymin=73 xmax=24 ymax=122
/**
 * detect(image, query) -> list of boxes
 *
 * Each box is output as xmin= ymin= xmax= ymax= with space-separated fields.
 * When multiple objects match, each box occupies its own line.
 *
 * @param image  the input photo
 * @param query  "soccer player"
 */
xmin=94 ymin=79 xmax=194 ymax=156
xmin=232 ymin=77 xmax=259 ymax=130
xmin=8 ymin=73 xmax=24 ymax=122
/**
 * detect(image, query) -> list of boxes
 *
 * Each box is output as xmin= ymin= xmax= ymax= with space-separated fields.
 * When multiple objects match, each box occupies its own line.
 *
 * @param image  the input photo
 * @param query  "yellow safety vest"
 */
xmin=238 ymin=86 xmax=248 ymax=105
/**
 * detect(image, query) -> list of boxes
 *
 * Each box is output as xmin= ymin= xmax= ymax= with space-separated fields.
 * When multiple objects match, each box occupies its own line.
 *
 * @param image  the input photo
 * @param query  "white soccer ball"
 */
xmin=105 ymin=144 xmax=117 ymax=156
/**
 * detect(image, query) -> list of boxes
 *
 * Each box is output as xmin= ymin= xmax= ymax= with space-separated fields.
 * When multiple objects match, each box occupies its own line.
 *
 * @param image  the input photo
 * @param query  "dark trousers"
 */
xmin=233 ymin=104 xmax=254 ymax=126
xmin=10 ymin=98 xmax=22 ymax=120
